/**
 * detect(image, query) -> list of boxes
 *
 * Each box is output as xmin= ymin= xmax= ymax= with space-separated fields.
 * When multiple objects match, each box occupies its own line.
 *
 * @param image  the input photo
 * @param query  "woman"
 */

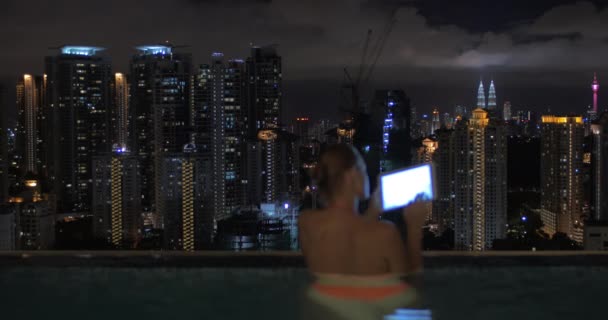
xmin=298 ymin=144 xmax=428 ymax=319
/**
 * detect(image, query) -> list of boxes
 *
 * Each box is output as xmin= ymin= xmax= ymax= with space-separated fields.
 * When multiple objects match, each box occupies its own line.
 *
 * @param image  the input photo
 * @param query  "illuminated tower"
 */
xmin=247 ymin=45 xmax=282 ymax=136
xmin=195 ymin=53 xmax=247 ymax=220
xmin=92 ymin=145 xmax=141 ymax=248
xmin=129 ymin=44 xmax=192 ymax=220
xmin=0 ymin=85 xmax=7 ymax=203
xmin=114 ymin=73 xmax=128 ymax=149
xmin=592 ymin=73 xmax=599 ymax=114
xmin=540 ymin=115 xmax=584 ymax=241
xmin=431 ymin=108 xmax=441 ymax=133
xmin=16 ymin=74 xmax=45 ymax=175
xmin=487 ymin=80 xmax=497 ymax=110
xmin=158 ymin=144 xmax=212 ymax=250
xmin=45 ymin=46 xmax=112 ymax=212
xmin=503 ymin=101 xmax=512 ymax=122
xmin=591 ymin=114 xmax=608 ymax=221
xmin=476 ymin=81 xmax=486 ymax=109
xmin=453 ymin=108 xmax=507 ymax=250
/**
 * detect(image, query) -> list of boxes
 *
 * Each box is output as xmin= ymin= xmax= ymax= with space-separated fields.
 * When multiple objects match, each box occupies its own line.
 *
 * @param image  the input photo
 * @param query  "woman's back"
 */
xmin=299 ymin=207 xmax=406 ymax=275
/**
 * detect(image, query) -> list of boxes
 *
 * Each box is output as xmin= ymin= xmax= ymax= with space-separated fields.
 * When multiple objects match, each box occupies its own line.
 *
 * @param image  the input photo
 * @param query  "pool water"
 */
xmin=0 ymin=266 xmax=605 ymax=320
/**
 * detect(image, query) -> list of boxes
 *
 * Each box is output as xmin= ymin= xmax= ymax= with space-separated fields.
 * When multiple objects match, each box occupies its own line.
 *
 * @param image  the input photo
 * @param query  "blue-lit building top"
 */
xmin=136 ymin=45 xmax=173 ymax=56
xmin=61 ymin=46 xmax=104 ymax=56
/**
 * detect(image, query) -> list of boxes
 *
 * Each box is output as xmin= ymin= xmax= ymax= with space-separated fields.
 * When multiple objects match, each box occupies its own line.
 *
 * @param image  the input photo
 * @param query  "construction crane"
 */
xmin=337 ymin=9 xmax=397 ymax=145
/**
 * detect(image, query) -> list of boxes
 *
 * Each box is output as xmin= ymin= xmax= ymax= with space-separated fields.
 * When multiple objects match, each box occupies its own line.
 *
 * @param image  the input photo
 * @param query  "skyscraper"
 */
xmin=0 ymin=85 xmax=8 ymax=203
xmin=247 ymin=45 xmax=282 ymax=135
xmin=373 ymin=90 xmax=411 ymax=173
xmin=431 ymin=108 xmax=441 ymax=133
xmin=129 ymin=44 xmax=192 ymax=219
xmin=433 ymin=127 xmax=455 ymax=231
xmin=453 ymin=108 xmax=507 ymax=250
xmin=590 ymin=113 xmax=608 ymax=221
xmin=246 ymin=46 xmax=283 ymax=204
xmin=476 ymin=81 xmax=486 ymax=109
xmin=487 ymin=80 xmax=497 ymax=110
xmin=16 ymin=74 xmax=45 ymax=176
xmin=540 ymin=115 xmax=584 ymax=241
xmin=114 ymin=73 xmax=129 ymax=149
xmin=158 ymin=145 xmax=212 ymax=251
xmin=442 ymin=112 xmax=452 ymax=129
xmin=45 ymin=46 xmax=112 ymax=213
xmin=503 ymin=101 xmax=512 ymax=122
xmin=195 ymin=53 xmax=247 ymax=220
xmin=257 ymin=129 xmax=299 ymax=203
xmin=592 ymin=73 xmax=599 ymax=114
xmin=92 ymin=146 xmax=141 ymax=248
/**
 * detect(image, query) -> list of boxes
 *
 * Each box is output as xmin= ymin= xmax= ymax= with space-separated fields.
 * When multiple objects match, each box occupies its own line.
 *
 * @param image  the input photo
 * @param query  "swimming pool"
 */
xmin=0 ymin=253 xmax=606 ymax=320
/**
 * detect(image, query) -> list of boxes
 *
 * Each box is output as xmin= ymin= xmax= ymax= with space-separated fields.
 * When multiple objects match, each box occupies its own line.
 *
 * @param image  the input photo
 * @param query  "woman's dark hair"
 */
xmin=311 ymin=144 xmax=362 ymax=201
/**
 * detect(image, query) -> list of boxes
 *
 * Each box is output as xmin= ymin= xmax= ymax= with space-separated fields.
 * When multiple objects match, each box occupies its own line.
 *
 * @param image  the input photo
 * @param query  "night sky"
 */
xmin=2 ymin=0 xmax=608 ymax=121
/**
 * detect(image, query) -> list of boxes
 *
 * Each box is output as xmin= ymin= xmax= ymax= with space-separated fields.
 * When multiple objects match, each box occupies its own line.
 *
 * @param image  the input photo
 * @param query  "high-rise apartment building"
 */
xmin=195 ymin=53 xmax=247 ymax=220
xmin=453 ymin=108 xmax=507 ymax=250
xmin=503 ymin=101 xmax=512 ymax=122
xmin=92 ymin=147 xmax=141 ymax=248
xmin=129 ymin=44 xmax=192 ymax=218
xmin=113 ymin=73 xmax=129 ymax=149
xmin=10 ymin=179 xmax=55 ymax=250
xmin=257 ymin=129 xmax=299 ymax=203
xmin=246 ymin=45 xmax=282 ymax=135
xmin=540 ymin=115 xmax=584 ymax=241
xmin=0 ymin=85 xmax=8 ymax=203
xmin=246 ymin=46 xmax=283 ymax=204
xmin=0 ymin=204 xmax=16 ymax=250
xmin=431 ymin=108 xmax=441 ymax=133
xmin=372 ymin=90 xmax=411 ymax=173
xmin=16 ymin=75 xmax=46 ymax=176
xmin=45 ymin=46 xmax=112 ymax=213
xmin=158 ymin=145 xmax=212 ymax=251
xmin=590 ymin=113 xmax=608 ymax=221
xmin=433 ymin=127 xmax=455 ymax=231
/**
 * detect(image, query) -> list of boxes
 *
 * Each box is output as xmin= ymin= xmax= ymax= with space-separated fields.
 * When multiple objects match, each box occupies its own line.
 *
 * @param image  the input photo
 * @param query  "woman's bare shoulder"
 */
xmin=298 ymin=209 xmax=325 ymax=226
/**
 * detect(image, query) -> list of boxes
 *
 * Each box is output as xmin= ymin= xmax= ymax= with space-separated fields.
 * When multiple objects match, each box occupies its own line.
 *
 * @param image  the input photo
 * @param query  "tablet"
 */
xmin=379 ymin=163 xmax=435 ymax=211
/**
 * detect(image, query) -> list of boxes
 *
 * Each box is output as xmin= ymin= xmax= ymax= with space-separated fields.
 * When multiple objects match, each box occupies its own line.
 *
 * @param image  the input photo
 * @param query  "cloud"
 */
xmin=0 ymin=0 xmax=607 ymax=79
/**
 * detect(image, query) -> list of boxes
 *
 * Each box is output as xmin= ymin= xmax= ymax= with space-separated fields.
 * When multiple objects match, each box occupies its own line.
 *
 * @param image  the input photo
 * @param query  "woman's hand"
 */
xmin=402 ymin=200 xmax=429 ymax=230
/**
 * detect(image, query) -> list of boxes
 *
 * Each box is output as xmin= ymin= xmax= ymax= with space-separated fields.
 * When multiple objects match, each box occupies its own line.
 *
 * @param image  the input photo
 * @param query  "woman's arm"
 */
xmin=402 ymin=202 xmax=428 ymax=274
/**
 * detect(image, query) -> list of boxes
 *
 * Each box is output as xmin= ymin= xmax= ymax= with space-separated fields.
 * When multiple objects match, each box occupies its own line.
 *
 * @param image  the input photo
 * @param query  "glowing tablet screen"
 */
xmin=380 ymin=164 xmax=433 ymax=211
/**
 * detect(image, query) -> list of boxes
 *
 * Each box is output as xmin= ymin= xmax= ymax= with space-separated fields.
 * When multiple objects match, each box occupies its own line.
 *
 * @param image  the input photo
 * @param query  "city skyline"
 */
xmin=2 ymin=1 xmax=608 ymax=120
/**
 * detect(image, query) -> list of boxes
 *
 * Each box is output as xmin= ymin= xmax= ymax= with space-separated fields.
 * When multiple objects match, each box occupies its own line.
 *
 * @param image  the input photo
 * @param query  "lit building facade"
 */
xmin=195 ymin=53 xmax=248 ymax=220
xmin=476 ymin=81 xmax=486 ymax=109
xmin=487 ymin=80 xmax=497 ymax=110
xmin=0 ymin=85 xmax=8 ymax=203
xmin=10 ymin=179 xmax=55 ymax=250
xmin=0 ymin=204 xmax=17 ymax=250
xmin=431 ymin=108 xmax=440 ymax=133
xmin=453 ymin=108 xmax=507 ymax=250
xmin=503 ymin=101 xmax=512 ymax=122
xmin=257 ymin=129 xmax=299 ymax=203
xmin=92 ymin=147 xmax=141 ymax=248
xmin=590 ymin=113 xmax=608 ymax=221
xmin=113 ymin=73 xmax=129 ymax=149
xmin=129 ymin=45 xmax=192 ymax=219
xmin=433 ymin=127 xmax=455 ymax=231
xmin=247 ymin=45 xmax=282 ymax=135
xmin=16 ymin=74 xmax=46 ymax=175
xmin=158 ymin=145 xmax=212 ymax=250
xmin=540 ymin=115 xmax=584 ymax=241
xmin=45 ymin=46 xmax=112 ymax=213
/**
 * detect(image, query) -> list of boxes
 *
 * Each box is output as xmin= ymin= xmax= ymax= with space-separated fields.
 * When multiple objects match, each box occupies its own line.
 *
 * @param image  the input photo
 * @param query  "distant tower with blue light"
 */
xmin=477 ymin=80 xmax=486 ymax=109
xmin=45 ymin=46 xmax=112 ymax=213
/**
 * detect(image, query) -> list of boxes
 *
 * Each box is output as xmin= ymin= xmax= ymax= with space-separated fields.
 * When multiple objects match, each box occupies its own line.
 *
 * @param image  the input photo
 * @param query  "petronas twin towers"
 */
xmin=476 ymin=79 xmax=497 ymax=110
